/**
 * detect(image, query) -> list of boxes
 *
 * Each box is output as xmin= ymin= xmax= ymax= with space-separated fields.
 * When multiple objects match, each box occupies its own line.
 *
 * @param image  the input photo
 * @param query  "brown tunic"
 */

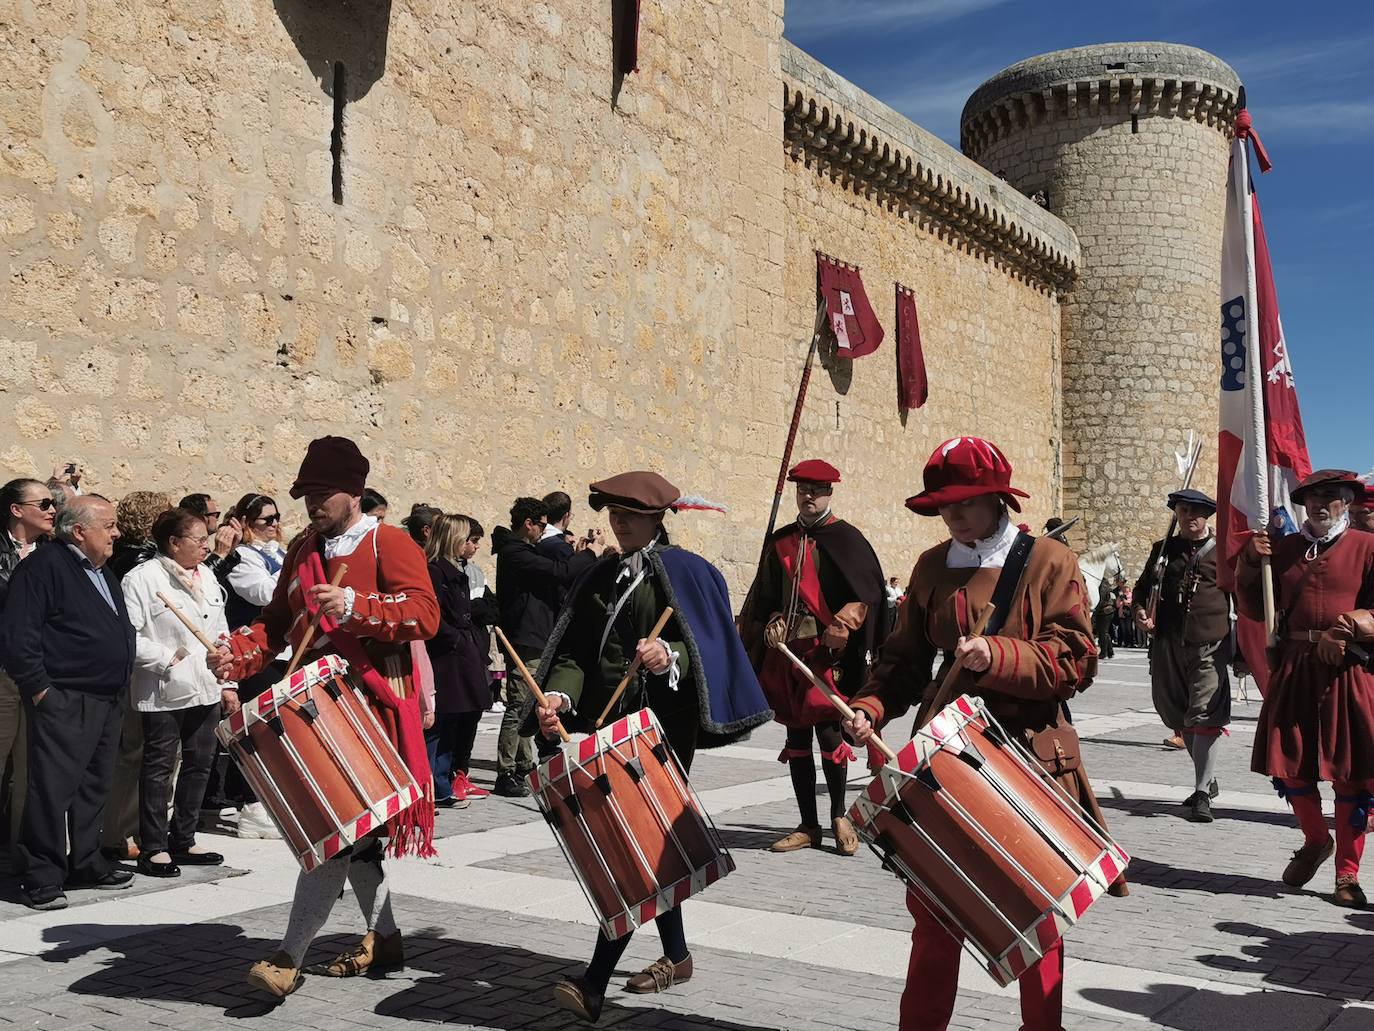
xmin=851 ymin=536 xmax=1112 ymax=835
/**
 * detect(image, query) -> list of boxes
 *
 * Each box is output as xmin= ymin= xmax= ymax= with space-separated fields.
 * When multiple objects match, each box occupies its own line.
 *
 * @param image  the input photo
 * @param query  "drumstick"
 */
xmin=155 ymin=592 xmax=217 ymax=651
xmin=595 ymin=607 xmax=674 ymax=727
xmin=914 ymin=603 xmax=997 ymax=730
xmin=773 ymin=641 xmax=898 ymax=763
xmin=493 ymin=625 xmax=570 ymax=743
xmin=284 ymin=563 xmax=349 ymax=680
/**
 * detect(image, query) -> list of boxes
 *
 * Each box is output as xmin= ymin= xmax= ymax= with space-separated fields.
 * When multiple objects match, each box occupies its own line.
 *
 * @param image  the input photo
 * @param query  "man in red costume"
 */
xmin=738 ymin=459 xmax=884 ymax=855
xmin=1242 ymin=469 xmax=1374 ymax=907
xmin=845 ymin=436 xmax=1121 ymax=1031
xmin=208 ymin=436 xmax=439 ymax=997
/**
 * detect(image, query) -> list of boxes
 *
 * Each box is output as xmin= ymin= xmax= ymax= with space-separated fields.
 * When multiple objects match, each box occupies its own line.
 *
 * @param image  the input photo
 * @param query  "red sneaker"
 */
xmin=455 ymin=772 xmax=489 ymax=799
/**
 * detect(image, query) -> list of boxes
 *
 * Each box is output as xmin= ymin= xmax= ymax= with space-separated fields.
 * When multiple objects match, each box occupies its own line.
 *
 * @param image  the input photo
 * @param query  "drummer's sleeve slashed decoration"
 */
xmin=225 ymin=540 xmax=305 ymax=681
xmin=849 ymin=568 xmax=935 ymax=728
xmin=350 ymin=528 xmax=440 ymax=643
xmin=977 ymin=551 xmax=1098 ymax=702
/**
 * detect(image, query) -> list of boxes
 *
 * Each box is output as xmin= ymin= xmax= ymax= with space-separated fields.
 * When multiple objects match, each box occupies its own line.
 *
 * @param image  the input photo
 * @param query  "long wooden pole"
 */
xmin=285 ymin=563 xmax=349 ymax=679
xmin=595 ymin=607 xmax=674 ymax=727
xmin=760 ymin=298 xmax=830 ymax=558
xmin=1146 ymin=437 xmax=1204 ymax=623
xmin=493 ymin=625 xmax=570 ymax=743
xmin=773 ymin=642 xmax=898 ymax=763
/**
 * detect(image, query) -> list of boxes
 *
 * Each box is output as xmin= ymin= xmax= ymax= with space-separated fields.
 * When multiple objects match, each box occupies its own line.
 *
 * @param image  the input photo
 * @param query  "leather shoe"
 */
xmin=1162 ymin=734 xmax=1186 ymax=750
xmin=1333 ymin=875 xmax=1368 ymax=908
xmin=769 ymin=825 xmax=822 ymax=852
xmin=553 ymin=977 xmax=604 ymax=1021
xmin=626 ymin=954 xmax=692 ymax=993
xmin=1282 ymin=836 xmax=1334 ymax=887
xmin=311 ymin=930 xmax=404 ymax=976
xmin=170 ymin=850 xmax=224 ymax=866
xmin=832 ymin=816 xmax=860 ymax=855
xmin=138 ymin=854 xmax=181 ymax=878
xmin=67 ymin=867 xmax=135 ymax=890
xmin=246 ymin=951 xmax=303 ymax=997
xmin=23 ymin=885 xmax=68 ymax=911
xmin=1183 ymin=791 xmax=1214 ymax=823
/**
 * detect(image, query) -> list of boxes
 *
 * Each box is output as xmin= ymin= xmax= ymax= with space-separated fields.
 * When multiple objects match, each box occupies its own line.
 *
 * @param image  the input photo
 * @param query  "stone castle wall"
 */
xmin=780 ymin=45 xmax=1074 ymax=577
xmin=962 ymin=44 xmax=1240 ymax=574
xmin=0 ymin=1 xmax=1082 ymax=596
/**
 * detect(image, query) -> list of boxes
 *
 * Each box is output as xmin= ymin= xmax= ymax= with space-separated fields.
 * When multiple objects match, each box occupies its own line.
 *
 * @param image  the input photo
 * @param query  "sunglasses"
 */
xmin=205 ymin=511 xmax=221 ymax=520
xmin=18 ymin=498 xmax=55 ymax=512
xmin=255 ymin=513 xmax=281 ymax=525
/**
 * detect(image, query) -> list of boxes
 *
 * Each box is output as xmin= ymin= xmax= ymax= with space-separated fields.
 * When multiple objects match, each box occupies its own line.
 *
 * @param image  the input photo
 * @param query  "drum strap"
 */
xmin=983 ymin=532 xmax=1035 ymax=636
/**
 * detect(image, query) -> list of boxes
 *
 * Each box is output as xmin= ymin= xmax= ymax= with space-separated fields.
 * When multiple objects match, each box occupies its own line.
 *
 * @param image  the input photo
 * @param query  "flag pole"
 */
xmin=760 ymin=298 xmax=829 ymax=560
xmin=1237 ymin=120 xmax=1278 ymax=644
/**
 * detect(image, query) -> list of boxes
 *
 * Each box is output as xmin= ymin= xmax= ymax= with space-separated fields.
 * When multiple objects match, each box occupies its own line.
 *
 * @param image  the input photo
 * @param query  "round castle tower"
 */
xmin=962 ymin=43 xmax=1241 ymax=570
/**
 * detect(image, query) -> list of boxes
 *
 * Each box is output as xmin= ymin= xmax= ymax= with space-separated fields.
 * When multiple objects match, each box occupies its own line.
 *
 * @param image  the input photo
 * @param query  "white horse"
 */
xmin=1078 ymin=542 xmax=1124 ymax=612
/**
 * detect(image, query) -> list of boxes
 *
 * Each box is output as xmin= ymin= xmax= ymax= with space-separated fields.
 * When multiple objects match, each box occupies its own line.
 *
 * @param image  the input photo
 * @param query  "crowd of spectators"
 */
xmin=0 ymin=465 xmax=604 ymax=909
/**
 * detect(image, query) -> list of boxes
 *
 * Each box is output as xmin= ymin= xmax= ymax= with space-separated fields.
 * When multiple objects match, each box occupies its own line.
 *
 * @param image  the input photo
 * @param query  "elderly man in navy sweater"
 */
xmin=2 ymin=495 xmax=136 ymax=909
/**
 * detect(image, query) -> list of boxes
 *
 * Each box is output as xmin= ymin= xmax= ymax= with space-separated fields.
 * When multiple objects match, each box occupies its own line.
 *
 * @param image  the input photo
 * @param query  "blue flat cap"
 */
xmin=1167 ymin=488 xmax=1216 ymax=512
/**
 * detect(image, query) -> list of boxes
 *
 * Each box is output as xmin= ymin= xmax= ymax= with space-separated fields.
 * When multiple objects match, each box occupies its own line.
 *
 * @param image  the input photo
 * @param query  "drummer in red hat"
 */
xmin=1241 ymin=468 xmax=1374 ymax=907
xmin=207 ymin=436 xmax=439 ymax=997
xmin=531 ymin=471 xmax=771 ymax=1022
xmin=844 ymin=436 xmax=1118 ymax=1031
xmin=737 ymin=459 xmax=885 ymax=856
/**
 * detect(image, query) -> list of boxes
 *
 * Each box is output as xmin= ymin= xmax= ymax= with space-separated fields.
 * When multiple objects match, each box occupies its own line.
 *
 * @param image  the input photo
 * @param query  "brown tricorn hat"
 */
xmin=588 ymin=471 xmax=681 ymax=514
xmin=289 ymin=436 xmax=370 ymax=500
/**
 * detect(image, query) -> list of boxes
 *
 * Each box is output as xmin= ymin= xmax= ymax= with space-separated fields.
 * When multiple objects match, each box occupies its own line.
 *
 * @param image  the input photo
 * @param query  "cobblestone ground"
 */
xmin=2 ymin=650 xmax=1372 ymax=1030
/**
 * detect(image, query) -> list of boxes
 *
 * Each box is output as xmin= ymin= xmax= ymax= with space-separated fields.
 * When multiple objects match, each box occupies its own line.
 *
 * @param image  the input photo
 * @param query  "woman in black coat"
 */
xmin=424 ymin=514 xmax=492 ymax=805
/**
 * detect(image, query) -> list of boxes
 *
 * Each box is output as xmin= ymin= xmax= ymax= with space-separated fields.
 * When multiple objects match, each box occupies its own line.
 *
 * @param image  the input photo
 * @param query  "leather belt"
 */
xmin=1285 ymin=629 xmax=1325 ymax=643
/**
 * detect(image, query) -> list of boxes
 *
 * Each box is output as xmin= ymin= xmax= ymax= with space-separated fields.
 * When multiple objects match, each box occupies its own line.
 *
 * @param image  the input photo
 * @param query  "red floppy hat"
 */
xmin=905 ymin=436 xmax=1029 ymax=516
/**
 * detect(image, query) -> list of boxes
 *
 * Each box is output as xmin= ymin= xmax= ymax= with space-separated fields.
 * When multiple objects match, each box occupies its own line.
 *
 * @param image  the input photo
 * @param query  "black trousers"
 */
xmin=140 ymin=703 xmax=220 ymax=853
xmin=20 ymin=686 xmax=122 ymax=890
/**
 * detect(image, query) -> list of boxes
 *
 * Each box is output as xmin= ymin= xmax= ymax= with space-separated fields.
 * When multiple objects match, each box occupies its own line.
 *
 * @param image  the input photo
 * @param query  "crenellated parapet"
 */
xmin=782 ymin=42 xmax=1079 ymax=295
xmin=961 ymin=42 xmax=1241 ymax=161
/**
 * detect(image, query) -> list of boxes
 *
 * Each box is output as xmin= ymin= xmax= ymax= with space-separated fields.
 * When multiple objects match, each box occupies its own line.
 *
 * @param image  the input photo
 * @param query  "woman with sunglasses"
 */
xmin=0 ymin=478 xmax=56 ymax=857
xmin=121 ymin=507 xmax=234 ymax=877
xmin=221 ymin=493 xmax=290 ymax=839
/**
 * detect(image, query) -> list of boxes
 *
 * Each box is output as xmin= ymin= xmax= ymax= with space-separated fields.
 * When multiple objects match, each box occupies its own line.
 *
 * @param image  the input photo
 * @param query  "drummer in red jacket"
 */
xmin=845 ymin=436 xmax=1120 ymax=1031
xmin=208 ymin=436 xmax=439 ymax=998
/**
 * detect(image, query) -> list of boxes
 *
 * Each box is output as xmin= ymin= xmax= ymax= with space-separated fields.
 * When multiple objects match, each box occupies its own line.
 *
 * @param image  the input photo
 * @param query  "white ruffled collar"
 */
xmin=324 ymin=515 xmax=378 ymax=559
xmin=946 ymin=515 xmax=1017 ymax=569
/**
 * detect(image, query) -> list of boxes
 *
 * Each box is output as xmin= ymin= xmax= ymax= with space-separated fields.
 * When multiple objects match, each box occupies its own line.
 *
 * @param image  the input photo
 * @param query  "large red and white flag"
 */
xmin=1215 ymin=110 xmax=1311 ymax=689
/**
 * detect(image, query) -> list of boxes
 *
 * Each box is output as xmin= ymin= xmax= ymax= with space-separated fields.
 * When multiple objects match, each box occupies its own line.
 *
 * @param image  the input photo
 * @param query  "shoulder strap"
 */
xmin=984 ymin=533 xmax=1035 ymax=636
xmin=1185 ymin=536 xmax=1216 ymax=575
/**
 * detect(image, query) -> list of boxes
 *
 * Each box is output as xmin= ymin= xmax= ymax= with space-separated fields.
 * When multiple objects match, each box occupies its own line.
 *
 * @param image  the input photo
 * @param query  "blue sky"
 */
xmin=784 ymin=0 xmax=1373 ymax=474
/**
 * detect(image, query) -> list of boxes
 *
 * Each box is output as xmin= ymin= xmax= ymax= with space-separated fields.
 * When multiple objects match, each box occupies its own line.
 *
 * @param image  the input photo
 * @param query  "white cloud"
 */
xmin=1257 ymin=100 xmax=1374 ymax=140
xmin=785 ymin=0 xmax=1013 ymax=42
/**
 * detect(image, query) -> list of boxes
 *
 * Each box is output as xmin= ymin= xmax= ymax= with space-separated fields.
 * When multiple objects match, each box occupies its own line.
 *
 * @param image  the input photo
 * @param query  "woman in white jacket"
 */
xmin=122 ymin=507 xmax=236 ymax=877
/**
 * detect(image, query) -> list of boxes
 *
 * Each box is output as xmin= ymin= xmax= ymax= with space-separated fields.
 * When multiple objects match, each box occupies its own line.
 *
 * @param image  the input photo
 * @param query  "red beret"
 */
xmin=787 ymin=459 xmax=841 ymax=484
xmin=290 ymin=436 xmax=370 ymax=500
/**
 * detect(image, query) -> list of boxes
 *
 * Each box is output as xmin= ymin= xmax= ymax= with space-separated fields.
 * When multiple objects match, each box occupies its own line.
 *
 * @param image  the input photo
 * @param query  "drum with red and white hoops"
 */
xmin=849 ymin=694 xmax=1129 ymax=986
xmin=528 ymin=708 xmax=733 ymax=940
xmin=217 ymin=654 xmax=423 ymax=871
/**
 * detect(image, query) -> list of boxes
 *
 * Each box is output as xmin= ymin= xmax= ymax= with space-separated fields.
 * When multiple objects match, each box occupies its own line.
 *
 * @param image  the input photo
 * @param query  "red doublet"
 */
xmin=1240 ymin=529 xmax=1374 ymax=783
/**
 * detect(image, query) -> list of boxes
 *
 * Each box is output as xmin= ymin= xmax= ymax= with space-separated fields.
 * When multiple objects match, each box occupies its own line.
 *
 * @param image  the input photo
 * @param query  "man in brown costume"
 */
xmin=845 ymin=436 xmax=1122 ymax=1031
xmin=1242 ymin=468 xmax=1374 ymax=907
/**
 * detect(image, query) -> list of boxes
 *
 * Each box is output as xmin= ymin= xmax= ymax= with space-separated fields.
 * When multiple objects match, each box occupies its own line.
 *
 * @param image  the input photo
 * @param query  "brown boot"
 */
xmin=246 ymin=952 xmax=302 ymax=998
xmin=769 ymin=825 xmax=822 ymax=852
xmin=626 ymin=954 xmax=692 ymax=994
xmin=553 ymin=977 xmax=604 ymax=1021
xmin=1282 ymin=836 xmax=1334 ymax=887
xmin=1333 ymin=875 xmax=1368 ymax=908
xmin=312 ymin=930 xmax=404 ymax=977
xmin=832 ymin=816 xmax=859 ymax=856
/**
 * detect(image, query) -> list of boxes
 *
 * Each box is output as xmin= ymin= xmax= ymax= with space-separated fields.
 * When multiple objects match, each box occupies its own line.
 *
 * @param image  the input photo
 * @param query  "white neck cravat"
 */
xmin=946 ymin=515 xmax=1017 ymax=569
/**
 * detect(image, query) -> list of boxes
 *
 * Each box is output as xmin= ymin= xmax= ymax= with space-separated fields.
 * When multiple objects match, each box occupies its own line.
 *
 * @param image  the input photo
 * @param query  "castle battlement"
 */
xmin=783 ymin=43 xmax=1078 ymax=294
xmin=962 ymin=42 xmax=1241 ymax=159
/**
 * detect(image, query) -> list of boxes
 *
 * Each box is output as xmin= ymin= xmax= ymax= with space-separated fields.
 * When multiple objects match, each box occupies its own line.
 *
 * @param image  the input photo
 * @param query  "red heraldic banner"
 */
xmin=895 ymin=283 xmax=928 ymax=410
xmin=817 ymin=252 xmax=883 ymax=359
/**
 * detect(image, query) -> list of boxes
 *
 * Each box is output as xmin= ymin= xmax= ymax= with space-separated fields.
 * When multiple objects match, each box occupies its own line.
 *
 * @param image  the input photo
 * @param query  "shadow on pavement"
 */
xmin=1098 ymin=795 xmax=1297 ymax=828
xmin=1122 ymin=857 xmax=1286 ymax=899
xmin=1081 ymin=981 xmax=1348 ymax=1030
xmin=375 ymin=934 xmax=781 ymax=1029
xmin=1195 ymin=916 xmax=1374 ymax=1003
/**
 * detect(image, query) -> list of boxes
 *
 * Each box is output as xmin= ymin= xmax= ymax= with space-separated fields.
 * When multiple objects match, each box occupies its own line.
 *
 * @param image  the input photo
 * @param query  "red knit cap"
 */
xmin=904 ymin=436 xmax=1029 ymax=516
